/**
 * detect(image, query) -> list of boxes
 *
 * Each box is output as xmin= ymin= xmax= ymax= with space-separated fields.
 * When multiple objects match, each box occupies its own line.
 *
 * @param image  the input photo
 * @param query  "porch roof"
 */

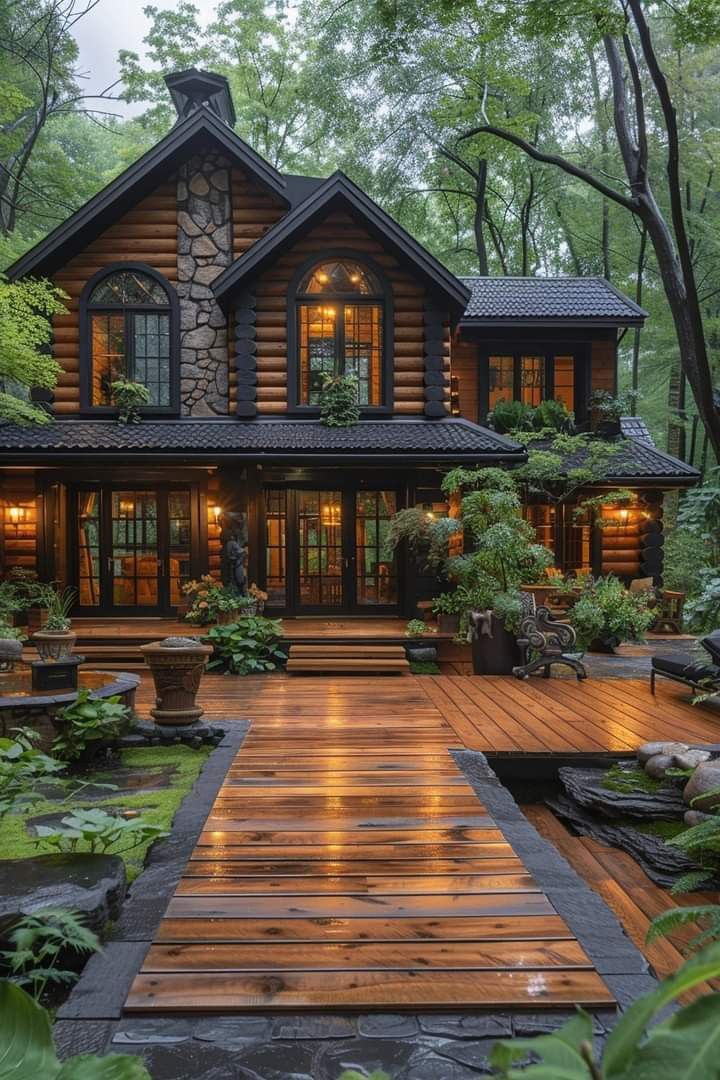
xmin=460 ymin=276 xmax=646 ymax=327
xmin=0 ymin=417 xmax=524 ymax=463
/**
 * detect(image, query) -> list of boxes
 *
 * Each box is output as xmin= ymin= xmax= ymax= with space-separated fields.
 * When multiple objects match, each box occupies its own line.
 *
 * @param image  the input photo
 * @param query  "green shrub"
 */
xmin=204 ymin=615 xmax=286 ymax=674
xmin=487 ymin=398 xmax=535 ymax=433
xmin=405 ymin=619 xmax=428 ymax=637
xmin=0 ymin=979 xmax=150 ymax=1077
xmin=110 ymin=378 xmax=151 ymax=423
xmin=685 ymin=568 xmax=720 ymax=634
xmin=33 ymin=806 xmax=168 ymax=857
xmin=52 ymin=691 xmax=131 ymax=763
xmin=568 ymin=574 xmax=654 ymax=650
xmin=183 ymin=574 xmax=254 ymax=625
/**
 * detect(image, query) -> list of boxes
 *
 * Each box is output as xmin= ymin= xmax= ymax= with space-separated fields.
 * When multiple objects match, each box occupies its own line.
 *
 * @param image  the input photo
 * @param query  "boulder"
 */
xmin=683 ymin=762 xmax=720 ymax=812
xmin=644 ymin=755 xmax=675 ymax=779
xmin=636 ymin=741 xmax=688 ymax=765
xmin=684 ymin=809 xmax=715 ymax=827
xmin=558 ymin=766 xmax=687 ymax=820
xmin=0 ymin=854 xmax=126 ymax=934
xmin=674 ymin=749 xmax=712 ymax=771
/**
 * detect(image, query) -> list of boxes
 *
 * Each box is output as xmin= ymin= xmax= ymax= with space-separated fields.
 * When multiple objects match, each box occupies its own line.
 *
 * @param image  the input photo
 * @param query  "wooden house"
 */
xmin=0 ymin=70 xmax=699 ymax=621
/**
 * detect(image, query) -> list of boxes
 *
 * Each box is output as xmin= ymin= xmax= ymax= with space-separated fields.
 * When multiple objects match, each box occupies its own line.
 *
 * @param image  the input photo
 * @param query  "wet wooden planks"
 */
xmin=125 ymin=677 xmax=614 ymax=1012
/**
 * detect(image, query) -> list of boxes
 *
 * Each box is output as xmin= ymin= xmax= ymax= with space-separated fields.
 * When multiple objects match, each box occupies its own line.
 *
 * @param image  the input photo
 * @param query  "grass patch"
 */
xmin=601 ymin=762 xmax=668 ymax=795
xmin=0 ymin=744 xmax=211 ymax=883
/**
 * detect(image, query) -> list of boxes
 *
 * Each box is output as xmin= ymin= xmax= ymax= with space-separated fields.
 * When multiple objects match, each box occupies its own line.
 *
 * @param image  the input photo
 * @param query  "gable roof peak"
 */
xmin=164 ymin=68 xmax=236 ymax=127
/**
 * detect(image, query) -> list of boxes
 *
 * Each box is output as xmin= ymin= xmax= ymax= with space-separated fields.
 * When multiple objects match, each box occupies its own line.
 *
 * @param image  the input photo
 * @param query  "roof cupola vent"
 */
xmin=164 ymin=68 xmax=236 ymax=127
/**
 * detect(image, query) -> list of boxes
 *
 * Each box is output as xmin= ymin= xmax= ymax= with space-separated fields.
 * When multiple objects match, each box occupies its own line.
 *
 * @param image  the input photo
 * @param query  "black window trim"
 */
xmin=286 ymin=250 xmax=394 ymax=416
xmin=477 ymin=341 xmax=591 ymax=424
xmin=79 ymin=262 xmax=180 ymax=417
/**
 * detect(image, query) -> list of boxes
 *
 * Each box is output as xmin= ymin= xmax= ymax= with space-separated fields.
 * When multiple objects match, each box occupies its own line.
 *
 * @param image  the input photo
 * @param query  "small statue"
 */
xmin=0 ymin=638 xmax=23 ymax=672
xmin=219 ymin=511 xmax=249 ymax=595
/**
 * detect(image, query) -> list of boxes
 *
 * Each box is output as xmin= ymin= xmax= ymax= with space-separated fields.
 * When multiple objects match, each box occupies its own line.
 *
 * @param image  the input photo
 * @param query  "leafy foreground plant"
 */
xmin=204 ymin=615 xmax=286 ymax=675
xmin=491 ymin=940 xmax=720 ymax=1079
xmin=33 ymin=807 xmax=168 ymax=856
xmin=0 ymin=910 xmax=99 ymax=1002
xmin=0 ymin=729 xmax=65 ymax=817
xmin=52 ymin=692 xmax=131 ymax=763
xmin=0 ymin=979 xmax=150 ymax=1078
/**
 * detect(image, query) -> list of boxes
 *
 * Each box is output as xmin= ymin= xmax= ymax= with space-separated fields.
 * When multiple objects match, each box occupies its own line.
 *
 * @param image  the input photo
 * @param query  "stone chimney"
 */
xmin=164 ymin=69 xmax=236 ymax=127
xmin=167 ymin=70 xmax=236 ymax=415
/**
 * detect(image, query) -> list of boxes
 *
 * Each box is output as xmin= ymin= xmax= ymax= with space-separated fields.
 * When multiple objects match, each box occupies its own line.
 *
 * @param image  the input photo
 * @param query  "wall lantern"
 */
xmin=210 ymin=505 xmax=223 ymax=525
xmin=6 ymin=506 xmax=25 ymax=531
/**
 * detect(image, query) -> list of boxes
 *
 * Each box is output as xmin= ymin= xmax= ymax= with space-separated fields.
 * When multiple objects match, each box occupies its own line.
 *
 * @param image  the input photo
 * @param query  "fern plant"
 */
xmin=648 ymin=904 xmax=720 ymax=955
xmin=667 ymin=811 xmax=720 ymax=893
xmin=0 ymin=909 xmax=99 ymax=1001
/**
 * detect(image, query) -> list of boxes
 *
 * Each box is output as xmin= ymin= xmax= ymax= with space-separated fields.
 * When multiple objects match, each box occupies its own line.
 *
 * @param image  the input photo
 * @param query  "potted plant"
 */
xmin=32 ymin=585 xmax=77 ymax=661
xmin=249 ymin=582 xmax=268 ymax=614
xmin=431 ymin=591 xmax=462 ymax=634
xmin=404 ymin=619 xmax=437 ymax=664
xmin=567 ymin=574 xmax=655 ymax=652
xmin=588 ymin=389 xmax=638 ymax=437
xmin=182 ymin=576 xmax=252 ymax=625
xmin=140 ymin=636 xmax=213 ymax=724
xmin=110 ymin=378 xmax=151 ymax=423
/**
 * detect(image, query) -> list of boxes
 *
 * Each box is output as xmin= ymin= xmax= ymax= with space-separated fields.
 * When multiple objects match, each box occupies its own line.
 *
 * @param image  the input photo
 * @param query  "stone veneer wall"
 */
xmin=177 ymin=152 xmax=232 ymax=415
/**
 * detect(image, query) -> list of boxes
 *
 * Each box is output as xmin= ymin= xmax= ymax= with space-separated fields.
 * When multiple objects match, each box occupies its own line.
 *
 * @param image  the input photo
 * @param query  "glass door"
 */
xmin=263 ymin=486 xmax=399 ymax=614
xmin=72 ymin=486 xmax=193 ymax=615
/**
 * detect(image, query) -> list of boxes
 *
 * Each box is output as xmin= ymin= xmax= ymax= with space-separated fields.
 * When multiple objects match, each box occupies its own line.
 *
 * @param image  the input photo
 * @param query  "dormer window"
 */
xmin=81 ymin=265 xmax=178 ymax=413
xmin=295 ymin=259 xmax=386 ymax=407
xmin=482 ymin=347 xmax=586 ymax=420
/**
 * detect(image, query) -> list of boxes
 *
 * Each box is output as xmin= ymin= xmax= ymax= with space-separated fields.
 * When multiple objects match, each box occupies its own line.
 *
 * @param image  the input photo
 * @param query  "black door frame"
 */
xmin=261 ymin=482 xmax=401 ymax=616
xmin=68 ymin=482 xmax=203 ymax=617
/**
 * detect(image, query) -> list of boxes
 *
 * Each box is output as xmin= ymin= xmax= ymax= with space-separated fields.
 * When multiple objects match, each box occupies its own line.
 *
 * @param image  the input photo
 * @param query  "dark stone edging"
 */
xmin=54 ymin=721 xmax=249 ymax=1035
xmin=454 ymin=749 xmax=657 ymax=1001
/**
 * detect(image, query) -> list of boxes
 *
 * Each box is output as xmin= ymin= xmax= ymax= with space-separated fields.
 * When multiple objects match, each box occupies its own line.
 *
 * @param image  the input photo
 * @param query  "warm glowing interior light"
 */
xmin=317 ymin=271 xmax=329 ymax=283
xmin=7 ymin=506 xmax=22 ymax=524
xmin=618 ymin=508 xmax=630 ymax=522
xmin=211 ymin=504 xmax=223 ymax=524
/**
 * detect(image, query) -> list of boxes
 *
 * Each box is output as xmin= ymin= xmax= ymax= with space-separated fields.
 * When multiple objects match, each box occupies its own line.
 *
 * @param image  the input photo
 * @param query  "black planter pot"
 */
xmin=406 ymin=645 xmax=438 ymax=664
xmin=596 ymin=419 xmax=622 ymax=438
xmin=471 ymin=615 xmax=522 ymax=675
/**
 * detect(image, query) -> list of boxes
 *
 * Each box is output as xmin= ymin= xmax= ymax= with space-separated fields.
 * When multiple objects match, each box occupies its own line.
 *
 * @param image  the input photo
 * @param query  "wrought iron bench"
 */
xmin=650 ymin=630 xmax=720 ymax=695
xmin=513 ymin=605 xmax=587 ymax=681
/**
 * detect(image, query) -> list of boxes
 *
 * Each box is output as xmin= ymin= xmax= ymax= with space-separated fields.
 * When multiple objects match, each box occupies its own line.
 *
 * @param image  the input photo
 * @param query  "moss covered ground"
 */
xmin=1 ymin=744 xmax=211 ymax=882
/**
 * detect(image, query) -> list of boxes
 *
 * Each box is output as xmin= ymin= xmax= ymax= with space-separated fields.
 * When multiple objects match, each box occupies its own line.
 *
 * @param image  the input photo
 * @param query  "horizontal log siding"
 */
xmin=451 ymin=338 xmax=478 ymax=422
xmin=253 ymin=213 xmax=430 ymax=415
xmin=230 ymin=168 xmax=286 ymax=259
xmin=51 ymin=182 xmax=178 ymax=415
xmin=1 ymin=475 xmax=37 ymax=573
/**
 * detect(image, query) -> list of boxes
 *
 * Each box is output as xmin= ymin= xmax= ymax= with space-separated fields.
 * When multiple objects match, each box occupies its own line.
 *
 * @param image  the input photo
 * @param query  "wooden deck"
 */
xmin=131 ymin=673 xmax=720 ymax=756
xmin=125 ymin=676 xmax=614 ymax=1013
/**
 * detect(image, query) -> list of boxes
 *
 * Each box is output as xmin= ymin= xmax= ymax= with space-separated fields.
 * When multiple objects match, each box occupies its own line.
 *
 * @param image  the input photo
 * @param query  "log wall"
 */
xmin=0 ymin=476 xmax=38 ymax=574
xmin=51 ymin=181 xmax=179 ymax=415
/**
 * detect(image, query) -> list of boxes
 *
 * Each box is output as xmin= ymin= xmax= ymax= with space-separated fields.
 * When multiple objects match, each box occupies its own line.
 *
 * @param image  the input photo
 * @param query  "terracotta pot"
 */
xmin=140 ymin=637 xmax=213 ymax=725
xmin=32 ymin=628 xmax=76 ymax=661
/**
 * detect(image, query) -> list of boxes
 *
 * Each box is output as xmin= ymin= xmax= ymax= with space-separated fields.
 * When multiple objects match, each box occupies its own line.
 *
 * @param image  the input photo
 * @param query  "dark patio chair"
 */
xmin=650 ymin=630 xmax=720 ymax=695
xmin=513 ymin=605 xmax=587 ymax=681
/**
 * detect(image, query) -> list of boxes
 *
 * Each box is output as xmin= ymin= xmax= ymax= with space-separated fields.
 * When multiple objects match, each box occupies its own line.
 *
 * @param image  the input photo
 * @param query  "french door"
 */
xmin=71 ymin=485 xmax=196 ymax=615
xmin=264 ymin=486 xmax=399 ymax=614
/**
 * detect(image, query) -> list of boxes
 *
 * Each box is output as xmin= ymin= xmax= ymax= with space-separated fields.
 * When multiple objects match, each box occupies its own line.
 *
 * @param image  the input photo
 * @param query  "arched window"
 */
xmin=295 ymin=259 xmax=386 ymax=407
xmin=82 ymin=266 xmax=177 ymax=411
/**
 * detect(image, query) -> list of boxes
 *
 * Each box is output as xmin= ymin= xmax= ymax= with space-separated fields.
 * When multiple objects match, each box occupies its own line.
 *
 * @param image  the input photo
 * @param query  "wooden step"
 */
xmin=288 ymin=645 xmax=406 ymax=658
xmin=287 ymin=658 xmax=409 ymax=674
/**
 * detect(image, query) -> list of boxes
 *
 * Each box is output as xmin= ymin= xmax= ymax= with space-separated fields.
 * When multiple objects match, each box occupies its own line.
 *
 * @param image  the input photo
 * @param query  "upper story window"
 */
xmin=295 ymin=259 xmax=385 ymax=407
xmin=484 ymin=349 xmax=583 ymax=419
xmin=82 ymin=266 xmax=178 ymax=412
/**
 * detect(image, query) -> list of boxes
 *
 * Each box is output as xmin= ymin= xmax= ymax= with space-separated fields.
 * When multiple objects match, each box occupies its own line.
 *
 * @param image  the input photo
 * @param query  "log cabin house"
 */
xmin=0 ymin=70 xmax=699 ymax=622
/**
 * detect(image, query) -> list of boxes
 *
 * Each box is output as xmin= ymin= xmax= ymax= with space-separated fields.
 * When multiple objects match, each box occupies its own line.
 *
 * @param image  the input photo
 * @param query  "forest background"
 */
xmin=2 ymin=0 xmax=720 ymax=465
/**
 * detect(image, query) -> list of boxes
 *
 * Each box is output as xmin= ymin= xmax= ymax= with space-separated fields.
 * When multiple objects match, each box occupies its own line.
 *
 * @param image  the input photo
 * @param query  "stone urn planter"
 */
xmin=32 ymin=628 xmax=77 ymax=661
xmin=140 ymin=636 xmax=213 ymax=726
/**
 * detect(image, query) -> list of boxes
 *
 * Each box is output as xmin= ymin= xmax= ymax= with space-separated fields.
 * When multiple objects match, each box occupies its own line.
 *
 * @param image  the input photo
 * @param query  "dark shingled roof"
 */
xmin=620 ymin=416 xmax=655 ymax=446
xmin=551 ymin=436 xmax=699 ymax=483
xmin=0 ymin=418 xmax=522 ymax=459
xmin=460 ymin=276 xmax=646 ymax=325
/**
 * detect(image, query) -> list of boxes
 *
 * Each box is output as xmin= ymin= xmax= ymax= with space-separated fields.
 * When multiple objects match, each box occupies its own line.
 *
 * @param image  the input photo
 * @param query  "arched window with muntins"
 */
xmin=295 ymin=259 xmax=386 ymax=407
xmin=82 ymin=266 xmax=177 ymax=411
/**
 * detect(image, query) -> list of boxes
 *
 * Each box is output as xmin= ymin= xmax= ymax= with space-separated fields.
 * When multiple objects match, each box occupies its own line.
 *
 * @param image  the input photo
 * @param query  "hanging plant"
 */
xmin=110 ymin=379 xmax=151 ymax=424
xmin=319 ymin=374 xmax=360 ymax=427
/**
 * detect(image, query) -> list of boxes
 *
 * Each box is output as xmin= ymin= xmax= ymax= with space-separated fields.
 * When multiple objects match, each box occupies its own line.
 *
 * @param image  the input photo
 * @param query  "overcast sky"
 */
xmin=73 ymin=0 xmax=217 ymax=115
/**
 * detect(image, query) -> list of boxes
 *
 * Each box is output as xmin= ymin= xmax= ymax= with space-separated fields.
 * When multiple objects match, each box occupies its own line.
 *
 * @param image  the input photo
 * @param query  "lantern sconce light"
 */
xmin=6 ymin=506 xmax=25 ymax=532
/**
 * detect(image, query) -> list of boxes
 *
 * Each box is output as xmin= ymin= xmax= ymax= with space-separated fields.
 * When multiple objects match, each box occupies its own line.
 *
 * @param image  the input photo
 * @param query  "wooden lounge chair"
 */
xmin=650 ymin=630 xmax=720 ymax=695
xmin=513 ymin=605 xmax=587 ymax=681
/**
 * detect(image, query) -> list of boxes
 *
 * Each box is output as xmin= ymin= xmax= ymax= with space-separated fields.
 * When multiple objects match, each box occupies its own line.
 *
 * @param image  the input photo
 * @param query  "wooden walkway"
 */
xmin=131 ymin=673 xmax=720 ymax=756
xmin=125 ymin=677 xmax=614 ymax=1012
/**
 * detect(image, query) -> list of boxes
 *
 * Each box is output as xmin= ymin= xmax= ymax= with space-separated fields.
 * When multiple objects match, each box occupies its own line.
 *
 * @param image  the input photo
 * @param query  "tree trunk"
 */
xmin=473 ymin=158 xmax=489 ymax=275
xmin=631 ymin=225 xmax=647 ymax=396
